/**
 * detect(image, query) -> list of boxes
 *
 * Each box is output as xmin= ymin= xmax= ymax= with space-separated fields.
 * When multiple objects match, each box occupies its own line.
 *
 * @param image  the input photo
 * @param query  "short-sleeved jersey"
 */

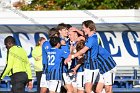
xmin=61 ymin=45 xmax=70 ymax=73
xmin=42 ymin=40 xmax=51 ymax=65
xmin=97 ymin=46 xmax=117 ymax=74
xmin=60 ymin=37 xmax=70 ymax=46
xmin=84 ymin=33 xmax=99 ymax=70
xmin=46 ymin=47 xmax=69 ymax=80
xmin=60 ymin=38 xmax=70 ymax=73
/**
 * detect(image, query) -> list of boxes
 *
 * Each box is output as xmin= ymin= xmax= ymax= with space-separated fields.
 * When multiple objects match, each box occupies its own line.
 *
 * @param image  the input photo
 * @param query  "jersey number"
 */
xmin=48 ymin=55 xmax=55 ymax=65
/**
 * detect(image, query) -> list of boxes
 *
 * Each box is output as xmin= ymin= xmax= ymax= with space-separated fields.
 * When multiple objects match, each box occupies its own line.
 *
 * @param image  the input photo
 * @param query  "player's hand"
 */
xmin=64 ymin=55 xmax=72 ymax=65
xmin=27 ymin=81 xmax=33 ymax=90
xmin=61 ymin=40 xmax=66 ymax=45
xmin=77 ymin=36 xmax=85 ymax=41
xmin=69 ymin=27 xmax=78 ymax=32
xmin=71 ymin=68 xmax=77 ymax=75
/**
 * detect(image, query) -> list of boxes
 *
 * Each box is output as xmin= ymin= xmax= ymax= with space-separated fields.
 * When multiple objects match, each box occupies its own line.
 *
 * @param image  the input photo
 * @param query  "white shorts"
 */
xmin=98 ymin=67 xmax=117 ymax=85
xmin=62 ymin=73 xmax=74 ymax=85
xmin=40 ymin=74 xmax=49 ymax=88
xmin=84 ymin=69 xmax=99 ymax=84
xmin=76 ymin=72 xmax=84 ymax=90
xmin=49 ymin=80 xmax=62 ymax=93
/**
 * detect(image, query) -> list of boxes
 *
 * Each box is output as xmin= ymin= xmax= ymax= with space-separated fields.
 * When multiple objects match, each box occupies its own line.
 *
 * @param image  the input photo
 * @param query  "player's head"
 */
xmin=66 ymin=24 xmax=72 ymax=30
xmin=57 ymin=23 xmax=68 ymax=38
xmin=49 ymin=27 xmax=59 ymax=38
xmin=4 ymin=36 xmax=16 ymax=49
xmin=68 ymin=31 xmax=78 ymax=42
xmin=82 ymin=20 xmax=96 ymax=35
xmin=50 ymin=36 xmax=61 ymax=48
xmin=76 ymin=40 xmax=85 ymax=52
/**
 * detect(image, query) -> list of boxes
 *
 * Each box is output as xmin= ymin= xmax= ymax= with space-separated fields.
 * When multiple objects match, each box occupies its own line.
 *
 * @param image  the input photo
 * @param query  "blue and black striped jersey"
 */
xmin=45 ymin=47 xmax=70 ymax=80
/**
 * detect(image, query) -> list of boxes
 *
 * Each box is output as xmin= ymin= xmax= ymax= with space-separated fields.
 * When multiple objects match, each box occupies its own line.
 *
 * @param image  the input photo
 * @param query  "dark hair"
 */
xmin=50 ymin=36 xmax=61 ymax=47
xmin=4 ymin=36 xmax=16 ymax=45
xmin=82 ymin=20 xmax=96 ymax=31
xmin=57 ymin=23 xmax=67 ymax=31
xmin=49 ymin=27 xmax=59 ymax=38
xmin=66 ymin=24 xmax=72 ymax=29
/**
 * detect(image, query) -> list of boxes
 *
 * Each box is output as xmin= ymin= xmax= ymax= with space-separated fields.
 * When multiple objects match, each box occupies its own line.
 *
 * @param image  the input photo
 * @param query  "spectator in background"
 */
xmin=32 ymin=37 xmax=46 ymax=93
xmin=0 ymin=36 xmax=33 ymax=93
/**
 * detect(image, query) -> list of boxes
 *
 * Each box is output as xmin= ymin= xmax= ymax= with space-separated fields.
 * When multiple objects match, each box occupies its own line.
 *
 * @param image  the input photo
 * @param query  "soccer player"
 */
xmin=45 ymin=36 xmax=70 ymax=93
xmin=65 ymin=20 xmax=101 ymax=93
xmin=40 ymin=27 xmax=59 ymax=93
xmin=95 ymin=45 xmax=117 ymax=93
xmin=0 ymin=36 xmax=33 ymax=93
xmin=32 ymin=37 xmax=46 ymax=93
xmin=68 ymin=30 xmax=85 ymax=93
xmin=57 ymin=23 xmax=74 ymax=93
xmin=57 ymin=23 xmax=69 ymax=46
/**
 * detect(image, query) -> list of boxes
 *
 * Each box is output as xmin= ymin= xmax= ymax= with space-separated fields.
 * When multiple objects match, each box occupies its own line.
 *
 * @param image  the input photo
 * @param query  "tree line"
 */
xmin=20 ymin=0 xmax=140 ymax=10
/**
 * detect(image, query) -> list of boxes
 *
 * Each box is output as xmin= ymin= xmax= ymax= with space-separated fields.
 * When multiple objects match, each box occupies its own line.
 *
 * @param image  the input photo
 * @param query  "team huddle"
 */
xmin=39 ymin=20 xmax=117 ymax=93
xmin=0 ymin=20 xmax=117 ymax=93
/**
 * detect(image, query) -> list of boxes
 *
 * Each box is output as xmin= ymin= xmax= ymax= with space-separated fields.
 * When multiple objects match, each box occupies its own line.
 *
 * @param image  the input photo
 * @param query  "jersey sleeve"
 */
xmin=60 ymin=48 xmax=70 ymax=59
xmin=85 ymin=36 xmax=97 ymax=48
xmin=42 ymin=42 xmax=46 ymax=65
xmin=61 ymin=45 xmax=70 ymax=53
xmin=42 ymin=41 xmax=51 ymax=65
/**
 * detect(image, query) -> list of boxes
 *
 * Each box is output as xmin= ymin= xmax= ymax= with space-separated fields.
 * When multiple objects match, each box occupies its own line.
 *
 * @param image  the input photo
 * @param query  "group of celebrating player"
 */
xmin=38 ymin=20 xmax=117 ymax=93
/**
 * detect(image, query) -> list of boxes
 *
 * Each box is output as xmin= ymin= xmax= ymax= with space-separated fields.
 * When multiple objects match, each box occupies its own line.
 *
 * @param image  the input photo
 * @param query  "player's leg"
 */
xmin=40 ymin=74 xmax=49 ymax=93
xmin=76 ymin=72 xmax=84 ymax=93
xmin=84 ymin=69 xmax=99 ymax=93
xmin=62 ymin=73 xmax=74 ymax=93
xmin=49 ymin=80 xmax=62 ymax=93
xmin=103 ymin=67 xmax=117 ymax=93
xmin=94 ymin=73 xmax=104 ymax=93
xmin=72 ymin=75 xmax=78 ymax=93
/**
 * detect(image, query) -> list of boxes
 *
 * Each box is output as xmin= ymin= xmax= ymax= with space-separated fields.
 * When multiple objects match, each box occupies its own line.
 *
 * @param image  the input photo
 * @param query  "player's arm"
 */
xmin=73 ymin=36 xmax=97 ymax=59
xmin=42 ymin=43 xmax=47 ymax=65
xmin=71 ymin=55 xmax=84 ymax=72
xmin=69 ymin=27 xmax=84 ymax=36
xmin=71 ymin=46 xmax=89 ymax=59
xmin=65 ymin=36 xmax=96 ymax=64
xmin=64 ymin=46 xmax=88 ymax=64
